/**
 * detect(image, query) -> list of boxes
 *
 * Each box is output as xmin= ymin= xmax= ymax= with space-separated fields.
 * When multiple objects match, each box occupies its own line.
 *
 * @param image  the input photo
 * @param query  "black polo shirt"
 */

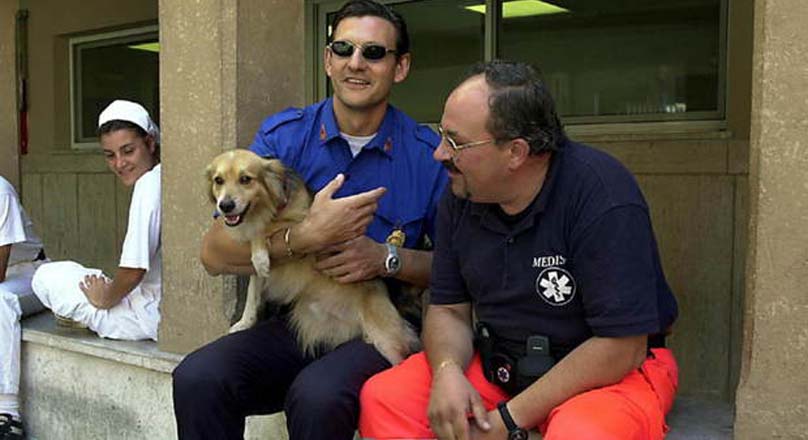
xmin=430 ymin=140 xmax=678 ymax=357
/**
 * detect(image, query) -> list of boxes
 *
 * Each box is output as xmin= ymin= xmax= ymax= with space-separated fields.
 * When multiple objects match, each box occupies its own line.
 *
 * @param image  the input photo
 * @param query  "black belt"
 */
xmin=33 ymin=249 xmax=46 ymax=261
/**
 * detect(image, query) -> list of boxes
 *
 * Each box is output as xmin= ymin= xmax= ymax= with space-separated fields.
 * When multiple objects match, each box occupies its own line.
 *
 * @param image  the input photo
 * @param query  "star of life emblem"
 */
xmin=536 ymin=267 xmax=576 ymax=306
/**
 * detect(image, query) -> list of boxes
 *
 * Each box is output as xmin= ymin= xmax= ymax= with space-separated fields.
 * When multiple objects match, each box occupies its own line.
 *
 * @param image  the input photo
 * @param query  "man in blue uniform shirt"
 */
xmin=359 ymin=61 xmax=678 ymax=440
xmin=171 ymin=1 xmax=446 ymax=439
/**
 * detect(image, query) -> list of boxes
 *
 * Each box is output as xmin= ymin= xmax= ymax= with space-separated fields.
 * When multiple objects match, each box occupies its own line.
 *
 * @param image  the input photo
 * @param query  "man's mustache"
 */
xmin=441 ymin=160 xmax=459 ymax=174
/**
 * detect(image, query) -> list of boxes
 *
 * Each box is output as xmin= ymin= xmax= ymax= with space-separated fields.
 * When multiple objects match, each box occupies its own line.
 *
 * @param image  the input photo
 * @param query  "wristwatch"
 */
xmin=383 ymin=242 xmax=401 ymax=276
xmin=497 ymin=401 xmax=528 ymax=440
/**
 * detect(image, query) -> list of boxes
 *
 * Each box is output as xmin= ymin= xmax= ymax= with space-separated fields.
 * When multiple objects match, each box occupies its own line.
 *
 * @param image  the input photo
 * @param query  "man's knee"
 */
xmin=173 ymin=348 xmax=236 ymax=403
xmin=286 ymin=370 xmax=351 ymax=416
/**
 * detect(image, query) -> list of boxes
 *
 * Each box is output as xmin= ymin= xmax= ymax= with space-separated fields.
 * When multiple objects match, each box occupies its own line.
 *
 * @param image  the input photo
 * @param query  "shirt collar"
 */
xmin=319 ymin=98 xmax=398 ymax=158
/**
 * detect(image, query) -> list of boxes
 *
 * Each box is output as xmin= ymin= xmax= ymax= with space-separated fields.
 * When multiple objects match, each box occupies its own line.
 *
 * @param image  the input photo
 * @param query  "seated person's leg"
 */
xmin=540 ymin=350 xmax=678 ymax=440
xmin=31 ymin=261 xmax=101 ymax=321
xmin=0 ymin=288 xmax=23 ymax=418
xmin=285 ymin=338 xmax=390 ymax=440
xmin=359 ymin=352 xmax=508 ymax=440
xmin=30 ymin=261 xmax=146 ymax=339
xmin=172 ymin=317 xmax=310 ymax=440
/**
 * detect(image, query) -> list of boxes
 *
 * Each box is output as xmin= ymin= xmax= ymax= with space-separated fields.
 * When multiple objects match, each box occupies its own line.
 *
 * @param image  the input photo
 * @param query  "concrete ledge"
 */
xmin=20 ymin=312 xmax=287 ymax=440
xmin=22 ymin=312 xmax=183 ymax=373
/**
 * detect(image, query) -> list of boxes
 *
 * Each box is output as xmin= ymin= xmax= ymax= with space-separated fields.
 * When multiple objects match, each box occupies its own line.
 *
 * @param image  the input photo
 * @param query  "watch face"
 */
xmin=387 ymin=256 xmax=400 ymax=270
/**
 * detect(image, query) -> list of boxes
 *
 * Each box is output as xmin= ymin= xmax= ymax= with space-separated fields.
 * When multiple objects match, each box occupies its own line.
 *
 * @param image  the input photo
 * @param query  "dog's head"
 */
xmin=206 ymin=149 xmax=287 ymax=227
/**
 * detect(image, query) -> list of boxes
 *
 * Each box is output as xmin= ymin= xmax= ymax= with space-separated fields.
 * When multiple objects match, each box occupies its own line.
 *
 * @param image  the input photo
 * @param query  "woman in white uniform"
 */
xmin=32 ymin=99 xmax=161 ymax=342
xmin=0 ymin=175 xmax=46 ymax=439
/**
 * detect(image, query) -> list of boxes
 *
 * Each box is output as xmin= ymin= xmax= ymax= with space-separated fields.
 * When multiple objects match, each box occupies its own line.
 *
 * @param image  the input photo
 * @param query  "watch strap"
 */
xmin=497 ymin=401 xmax=528 ymax=439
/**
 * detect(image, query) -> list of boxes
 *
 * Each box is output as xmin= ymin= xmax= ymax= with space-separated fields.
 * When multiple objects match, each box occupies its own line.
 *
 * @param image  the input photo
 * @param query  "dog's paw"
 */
xmin=229 ymin=317 xmax=257 ymax=334
xmin=252 ymin=252 xmax=271 ymax=278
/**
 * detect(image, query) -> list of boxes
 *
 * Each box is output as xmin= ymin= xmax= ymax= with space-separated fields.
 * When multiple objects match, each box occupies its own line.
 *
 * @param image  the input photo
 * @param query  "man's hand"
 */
xmin=295 ymin=174 xmax=386 ymax=254
xmin=428 ymin=362 xmax=491 ymax=440
xmin=79 ymin=274 xmax=114 ymax=309
xmin=314 ymin=236 xmax=386 ymax=283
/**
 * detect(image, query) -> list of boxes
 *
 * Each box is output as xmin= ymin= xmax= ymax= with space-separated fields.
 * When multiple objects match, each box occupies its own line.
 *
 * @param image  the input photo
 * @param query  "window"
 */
xmin=310 ymin=0 xmax=725 ymax=126
xmin=69 ymin=25 xmax=159 ymax=149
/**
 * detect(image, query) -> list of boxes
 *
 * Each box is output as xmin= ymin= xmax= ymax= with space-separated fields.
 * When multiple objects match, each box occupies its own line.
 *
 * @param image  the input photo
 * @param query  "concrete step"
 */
xmin=19 ymin=312 xmax=733 ymax=439
xmin=19 ymin=312 xmax=286 ymax=440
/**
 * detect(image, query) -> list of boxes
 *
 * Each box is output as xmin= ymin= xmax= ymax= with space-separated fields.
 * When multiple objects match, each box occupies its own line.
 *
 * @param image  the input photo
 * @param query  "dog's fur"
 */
xmin=206 ymin=149 xmax=419 ymax=364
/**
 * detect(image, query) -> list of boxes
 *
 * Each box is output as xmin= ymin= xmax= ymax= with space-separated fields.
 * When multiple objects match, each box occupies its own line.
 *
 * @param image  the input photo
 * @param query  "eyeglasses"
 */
xmin=438 ymin=126 xmax=494 ymax=152
xmin=328 ymin=40 xmax=396 ymax=62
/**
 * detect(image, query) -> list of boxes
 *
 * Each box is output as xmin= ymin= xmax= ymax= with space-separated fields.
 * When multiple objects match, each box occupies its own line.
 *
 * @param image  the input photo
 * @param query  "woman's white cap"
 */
xmin=98 ymin=99 xmax=160 ymax=144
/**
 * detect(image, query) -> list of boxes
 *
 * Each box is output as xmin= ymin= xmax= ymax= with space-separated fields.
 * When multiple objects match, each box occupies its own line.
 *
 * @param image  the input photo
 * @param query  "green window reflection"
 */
xmin=497 ymin=0 xmax=722 ymax=122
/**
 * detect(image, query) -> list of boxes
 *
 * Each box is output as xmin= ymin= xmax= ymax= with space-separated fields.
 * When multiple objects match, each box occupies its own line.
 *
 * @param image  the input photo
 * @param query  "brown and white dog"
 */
xmin=206 ymin=149 xmax=419 ymax=364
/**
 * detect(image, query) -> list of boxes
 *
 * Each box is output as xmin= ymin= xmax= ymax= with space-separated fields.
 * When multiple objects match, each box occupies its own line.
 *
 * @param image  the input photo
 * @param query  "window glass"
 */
xmin=390 ymin=1 xmax=484 ymax=121
xmin=72 ymin=28 xmax=159 ymax=145
xmin=497 ymin=0 xmax=721 ymax=121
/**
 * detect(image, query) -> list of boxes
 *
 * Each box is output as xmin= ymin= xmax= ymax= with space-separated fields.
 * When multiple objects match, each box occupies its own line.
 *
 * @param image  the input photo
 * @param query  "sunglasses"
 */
xmin=328 ymin=40 xmax=397 ymax=62
xmin=438 ymin=126 xmax=494 ymax=152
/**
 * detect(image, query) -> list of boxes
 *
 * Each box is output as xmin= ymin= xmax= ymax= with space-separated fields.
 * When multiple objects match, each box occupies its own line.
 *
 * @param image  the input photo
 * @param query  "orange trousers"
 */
xmin=359 ymin=348 xmax=678 ymax=440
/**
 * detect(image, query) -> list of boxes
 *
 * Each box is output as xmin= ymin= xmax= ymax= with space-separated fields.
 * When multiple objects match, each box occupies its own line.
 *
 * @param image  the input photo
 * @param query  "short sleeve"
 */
xmin=429 ymin=190 xmax=471 ymax=305
xmin=119 ymin=170 xmax=161 ymax=270
xmin=573 ymin=205 xmax=662 ymax=336
xmin=0 ymin=193 xmax=27 ymax=247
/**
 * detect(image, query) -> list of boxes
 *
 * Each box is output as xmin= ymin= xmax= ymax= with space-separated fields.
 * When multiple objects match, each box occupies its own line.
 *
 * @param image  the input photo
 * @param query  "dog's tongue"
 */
xmin=224 ymin=214 xmax=241 ymax=225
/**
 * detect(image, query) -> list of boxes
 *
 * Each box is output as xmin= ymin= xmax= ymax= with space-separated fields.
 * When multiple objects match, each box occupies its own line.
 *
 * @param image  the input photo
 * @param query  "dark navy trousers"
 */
xmin=172 ymin=317 xmax=391 ymax=440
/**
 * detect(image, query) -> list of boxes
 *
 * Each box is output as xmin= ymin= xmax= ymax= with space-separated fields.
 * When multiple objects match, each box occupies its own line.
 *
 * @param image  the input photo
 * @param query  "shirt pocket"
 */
xmin=372 ymin=208 xmax=425 ymax=249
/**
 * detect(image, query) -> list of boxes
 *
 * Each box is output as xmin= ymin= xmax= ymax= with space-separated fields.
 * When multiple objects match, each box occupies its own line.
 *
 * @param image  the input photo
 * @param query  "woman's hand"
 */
xmin=79 ymin=274 xmax=116 ymax=309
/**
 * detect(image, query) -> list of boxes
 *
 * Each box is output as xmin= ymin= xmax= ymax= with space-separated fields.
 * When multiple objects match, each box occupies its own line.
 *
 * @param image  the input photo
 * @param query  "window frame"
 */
xmin=306 ymin=0 xmax=728 ymax=134
xmin=68 ymin=25 xmax=159 ymax=150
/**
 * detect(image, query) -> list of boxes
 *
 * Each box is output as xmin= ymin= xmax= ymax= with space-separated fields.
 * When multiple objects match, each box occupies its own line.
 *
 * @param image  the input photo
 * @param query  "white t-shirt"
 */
xmin=119 ymin=164 xmax=162 ymax=333
xmin=341 ymin=132 xmax=376 ymax=158
xmin=0 ymin=176 xmax=43 ymax=266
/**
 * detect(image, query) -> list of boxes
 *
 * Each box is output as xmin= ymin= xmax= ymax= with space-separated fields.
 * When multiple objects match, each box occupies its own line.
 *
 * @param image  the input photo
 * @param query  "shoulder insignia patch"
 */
xmin=262 ymin=107 xmax=304 ymax=135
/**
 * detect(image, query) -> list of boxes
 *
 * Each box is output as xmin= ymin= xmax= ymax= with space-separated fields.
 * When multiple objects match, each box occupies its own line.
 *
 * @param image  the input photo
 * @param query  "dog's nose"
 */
xmin=219 ymin=199 xmax=236 ymax=214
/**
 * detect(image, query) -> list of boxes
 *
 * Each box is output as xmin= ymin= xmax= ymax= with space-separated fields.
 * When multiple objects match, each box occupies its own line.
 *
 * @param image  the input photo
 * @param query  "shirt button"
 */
xmin=506 ymin=237 xmax=514 ymax=244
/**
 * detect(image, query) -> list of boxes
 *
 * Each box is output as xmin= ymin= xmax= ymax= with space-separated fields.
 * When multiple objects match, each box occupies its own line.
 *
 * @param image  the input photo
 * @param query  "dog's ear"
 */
xmin=261 ymin=158 xmax=286 ymax=200
xmin=205 ymin=162 xmax=217 ymax=204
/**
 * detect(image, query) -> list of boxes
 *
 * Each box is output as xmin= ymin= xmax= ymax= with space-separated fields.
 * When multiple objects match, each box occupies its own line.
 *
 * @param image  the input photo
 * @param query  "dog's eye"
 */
xmin=239 ymin=175 xmax=252 ymax=185
xmin=214 ymin=177 xmax=224 ymax=185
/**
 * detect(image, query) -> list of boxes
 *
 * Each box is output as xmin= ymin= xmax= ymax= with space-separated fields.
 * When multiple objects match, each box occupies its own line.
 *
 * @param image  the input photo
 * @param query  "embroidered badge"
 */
xmin=384 ymin=137 xmax=393 ymax=153
xmin=319 ymin=123 xmax=327 ymax=141
xmin=536 ymin=267 xmax=576 ymax=306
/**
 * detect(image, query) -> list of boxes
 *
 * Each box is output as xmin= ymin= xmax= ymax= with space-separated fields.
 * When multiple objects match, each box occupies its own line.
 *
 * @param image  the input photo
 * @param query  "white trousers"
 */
xmin=0 ymin=261 xmax=45 ymax=395
xmin=31 ymin=261 xmax=154 ymax=341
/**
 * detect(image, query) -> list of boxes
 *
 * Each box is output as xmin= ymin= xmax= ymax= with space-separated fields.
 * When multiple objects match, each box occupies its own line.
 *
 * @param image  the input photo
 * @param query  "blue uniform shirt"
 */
xmin=431 ymin=140 xmax=677 ymax=357
xmin=249 ymin=98 xmax=448 ymax=250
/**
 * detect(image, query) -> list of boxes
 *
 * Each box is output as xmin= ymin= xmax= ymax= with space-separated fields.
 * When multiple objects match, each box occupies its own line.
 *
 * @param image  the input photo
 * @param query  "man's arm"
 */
xmin=423 ymin=302 xmax=493 ymax=440
xmin=0 ymin=244 xmax=10 ymax=283
xmin=473 ymin=334 xmax=648 ymax=439
xmin=313 ymin=237 xmax=433 ymax=287
xmin=200 ymin=174 xmax=385 ymax=276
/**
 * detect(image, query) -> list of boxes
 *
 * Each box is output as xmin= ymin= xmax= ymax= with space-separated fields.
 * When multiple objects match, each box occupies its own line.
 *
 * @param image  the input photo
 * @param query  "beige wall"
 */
xmin=735 ymin=0 xmax=808 ymax=437
xmin=158 ymin=0 xmax=305 ymax=352
xmin=0 ymin=1 xmax=19 ymax=186
xmin=25 ymin=0 xmax=156 ymax=153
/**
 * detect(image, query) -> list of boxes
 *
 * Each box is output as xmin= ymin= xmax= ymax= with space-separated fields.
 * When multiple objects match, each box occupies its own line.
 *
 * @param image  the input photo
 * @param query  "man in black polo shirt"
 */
xmin=358 ymin=60 xmax=678 ymax=440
